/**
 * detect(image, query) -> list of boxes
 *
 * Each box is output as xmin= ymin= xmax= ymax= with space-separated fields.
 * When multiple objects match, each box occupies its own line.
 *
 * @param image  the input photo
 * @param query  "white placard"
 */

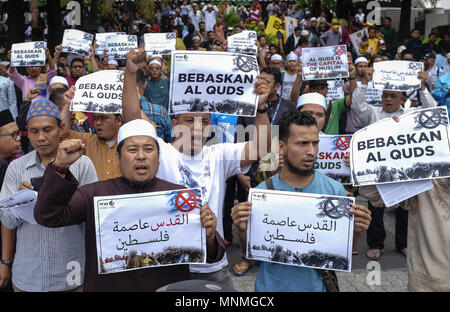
xmin=170 ymin=51 xmax=259 ymax=116
xmin=372 ymin=61 xmax=423 ymax=91
xmin=107 ymin=34 xmax=138 ymax=60
xmin=376 ymin=180 xmax=434 ymax=208
xmin=70 ymin=70 xmax=123 ymax=114
xmin=302 ymin=45 xmax=349 ymax=80
xmin=285 ymin=17 xmax=298 ymax=40
xmin=351 ymin=107 xmax=450 ymax=186
xmin=144 ymin=32 xmax=177 ymax=56
xmin=94 ymin=188 xmax=206 ymax=274
xmin=247 ymin=189 xmax=354 ymax=272
xmin=227 ymin=30 xmax=257 ymax=55
xmin=316 ymin=135 xmax=352 ymax=185
xmin=62 ymin=29 xmax=94 ymax=57
xmin=95 ymin=32 xmax=125 ymax=56
xmin=0 ymin=189 xmax=38 ymax=224
xmin=11 ymin=41 xmax=46 ymax=67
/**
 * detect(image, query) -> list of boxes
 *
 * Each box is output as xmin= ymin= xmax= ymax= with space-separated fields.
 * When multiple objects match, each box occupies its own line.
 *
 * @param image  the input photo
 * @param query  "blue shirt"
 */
xmin=254 ymin=171 xmax=346 ymax=292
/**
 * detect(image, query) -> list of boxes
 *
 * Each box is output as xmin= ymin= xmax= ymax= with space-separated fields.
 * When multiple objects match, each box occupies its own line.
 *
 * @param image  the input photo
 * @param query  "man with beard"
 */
xmin=60 ymin=87 xmax=123 ymax=181
xmin=231 ymin=110 xmax=371 ymax=291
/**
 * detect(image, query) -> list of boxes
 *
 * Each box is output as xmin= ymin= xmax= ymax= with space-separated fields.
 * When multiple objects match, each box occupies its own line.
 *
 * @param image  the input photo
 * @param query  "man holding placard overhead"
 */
xmin=122 ymin=48 xmax=272 ymax=288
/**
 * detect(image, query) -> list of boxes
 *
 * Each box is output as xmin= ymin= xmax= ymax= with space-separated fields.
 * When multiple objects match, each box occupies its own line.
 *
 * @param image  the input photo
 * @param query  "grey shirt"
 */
xmin=0 ymin=151 xmax=98 ymax=291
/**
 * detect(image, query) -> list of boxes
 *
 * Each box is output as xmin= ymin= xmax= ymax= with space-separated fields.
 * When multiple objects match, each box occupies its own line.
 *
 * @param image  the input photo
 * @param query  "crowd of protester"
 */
xmin=0 ymin=0 xmax=449 ymax=293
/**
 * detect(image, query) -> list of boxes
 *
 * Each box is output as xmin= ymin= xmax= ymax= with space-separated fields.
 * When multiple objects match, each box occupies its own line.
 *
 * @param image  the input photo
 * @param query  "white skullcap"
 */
xmin=49 ymin=76 xmax=69 ymax=88
xmin=354 ymin=57 xmax=368 ymax=65
xmin=296 ymin=92 xmax=327 ymax=111
xmin=270 ymin=54 xmax=283 ymax=62
xmin=310 ymin=17 xmax=317 ymax=22
xmin=0 ymin=61 xmax=9 ymax=67
xmin=286 ymin=52 xmax=298 ymax=62
xmin=108 ymin=59 xmax=118 ymax=66
xmin=301 ymin=30 xmax=309 ymax=36
xmin=149 ymin=59 xmax=162 ymax=67
xmin=151 ymin=55 xmax=167 ymax=64
xmin=397 ymin=45 xmax=406 ymax=54
xmin=118 ymin=119 xmax=158 ymax=147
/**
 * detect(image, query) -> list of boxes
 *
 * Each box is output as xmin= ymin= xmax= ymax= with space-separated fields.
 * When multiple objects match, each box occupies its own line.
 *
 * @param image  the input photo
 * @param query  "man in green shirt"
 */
xmin=380 ymin=17 xmax=397 ymax=56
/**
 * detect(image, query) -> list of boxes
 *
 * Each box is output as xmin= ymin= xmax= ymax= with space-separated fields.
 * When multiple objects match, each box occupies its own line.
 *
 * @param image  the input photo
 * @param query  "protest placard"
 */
xmin=70 ymin=70 xmax=123 ymax=114
xmin=227 ymin=30 xmax=257 ymax=55
xmin=62 ymin=29 xmax=94 ymax=57
xmin=316 ymin=135 xmax=352 ymax=185
xmin=107 ymin=34 xmax=138 ymax=60
xmin=372 ymin=60 xmax=423 ymax=91
xmin=302 ymin=45 xmax=349 ymax=80
xmin=376 ymin=180 xmax=434 ymax=208
xmin=95 ymin=32 xmax=125 ymax=56
xmin=351 ymin=107 xmax=450 ymax=186
xmin=94 ymin=188 xmax=206 ymax=274
xmin=349 ymin=28 xmax=368 ymax=56
xmin=247 ymin=189 xmax=354 ymax=272
xmin=170 ymin=51 xmax=259 ymax=117
xmin=326 ymin=80 xmax=345 ymax=103
xmin=144 ymin=32 xmax=176 ymax=56
xmin=265 ymin=15 xmax=285 ymax=41
xmin=285 ymin=17 xmax=298 ymax=40
xmin=365 ymin=81 xmax=383 ymax=107
xmin=11 ymin=41 xmax=46 ymax=67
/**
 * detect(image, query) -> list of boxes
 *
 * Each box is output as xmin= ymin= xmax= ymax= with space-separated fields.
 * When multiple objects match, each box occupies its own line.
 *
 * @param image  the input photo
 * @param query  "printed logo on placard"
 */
xmin=252 ymin=193 xmax=267 ymax=201
xmin=174 ymin=190 xmax=198 ymax=213
xmin=232 ymin=54 xmax=259 ymax=73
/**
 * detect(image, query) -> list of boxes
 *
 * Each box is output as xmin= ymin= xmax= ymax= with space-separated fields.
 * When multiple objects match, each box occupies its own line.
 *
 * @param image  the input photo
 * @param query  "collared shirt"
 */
xmin=61 ymin=130 xmax=121 ymax=181
xmin=0 ymin=76 xmax=17 ymax=119
xmin=144 ymin=78 xmax=170 ymax=110
xmin=9 ymin=67 xmax=57 ymax=101
xmin=351 ymin=84 xmax=438 ymax=127
xmin=0 ymin=150 xmax=97 ymax=291
xmin=140 ymin=96 xmax=173 ymax=143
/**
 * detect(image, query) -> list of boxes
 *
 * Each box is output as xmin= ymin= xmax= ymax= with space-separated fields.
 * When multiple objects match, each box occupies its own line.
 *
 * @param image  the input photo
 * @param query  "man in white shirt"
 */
xmin=202 ymin=4 xmax=218 ymax=32
xmin=121 ymin=49 xmax=272 ymax=288
xmin=351 ymin=66 xmax=437 ymax=261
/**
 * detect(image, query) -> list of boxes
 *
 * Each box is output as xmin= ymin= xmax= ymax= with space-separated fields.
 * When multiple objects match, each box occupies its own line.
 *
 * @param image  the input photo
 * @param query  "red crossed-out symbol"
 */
xmin=334 ymin=46 xmax=345 ymax=56
xmin=175 ymin=190 xmax=198 ymax=213
xmin=336 ymin=136 xmax=351 ymax=151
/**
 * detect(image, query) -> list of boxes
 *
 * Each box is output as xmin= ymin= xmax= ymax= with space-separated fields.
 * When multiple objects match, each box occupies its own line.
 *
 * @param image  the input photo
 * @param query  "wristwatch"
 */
xmin=257 ymin=103 xmax=269 ymax=114
xmin=48 ymin=158 xmax=70 ymax=175
xmin=0 ymin=259 xmax=13 ymax=267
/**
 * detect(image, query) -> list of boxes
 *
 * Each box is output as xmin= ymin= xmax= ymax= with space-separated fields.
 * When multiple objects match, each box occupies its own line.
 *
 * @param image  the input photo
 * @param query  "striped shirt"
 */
xmin=140 ymin=96 xmax=173 ymax=143
xmin=0 ymin=151 xmax=98 ymax=291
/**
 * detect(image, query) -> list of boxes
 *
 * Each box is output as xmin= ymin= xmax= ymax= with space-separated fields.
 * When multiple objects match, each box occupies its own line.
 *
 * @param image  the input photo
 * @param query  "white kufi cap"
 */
xmin=296 ymin=92 xmax=327 ymax=111
xmin=354 ymin=57 xmax=368 ymax=65
xmin=118 ymin=119 xmax=158 ymax=146
xmin=286 ymin=52 xmax=298 ymax=62
xmin=49 ymin=76 xmax=69 ymax=88
xmin=270 ymin=54 xmax=283 ymax=62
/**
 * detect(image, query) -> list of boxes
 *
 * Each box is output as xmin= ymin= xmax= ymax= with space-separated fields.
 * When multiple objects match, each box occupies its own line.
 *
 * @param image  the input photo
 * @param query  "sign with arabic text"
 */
xmin=144 ymin=33 xmax=177 ymax=56
xmin=247 ymin=189 xmax=354 ymax=272
xmin=62 ymin=29 xmax=94 ymax=57
xmin=93 ymin=188 xmax=206 ymax=274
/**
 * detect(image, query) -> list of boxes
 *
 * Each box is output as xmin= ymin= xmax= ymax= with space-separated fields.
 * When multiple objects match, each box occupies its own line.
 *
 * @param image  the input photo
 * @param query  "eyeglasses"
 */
xmin=0 ymin=131 xmax=20 ymax=140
